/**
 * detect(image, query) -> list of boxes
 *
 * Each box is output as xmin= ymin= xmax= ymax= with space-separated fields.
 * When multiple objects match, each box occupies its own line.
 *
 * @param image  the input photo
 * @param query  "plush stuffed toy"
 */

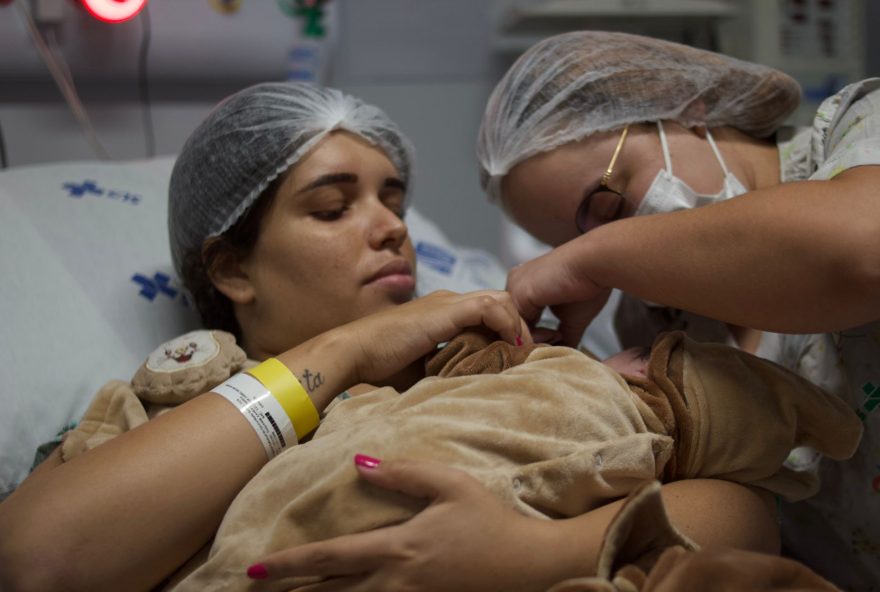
xmin=61 ymin=330 xmax=248 ymax=461
xmin=131 ymin=330 xmax=249 ymax=405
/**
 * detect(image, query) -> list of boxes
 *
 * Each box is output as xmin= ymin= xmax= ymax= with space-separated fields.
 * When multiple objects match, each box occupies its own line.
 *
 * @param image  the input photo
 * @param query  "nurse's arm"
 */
xmin=582 ymin=165 xmax=880 ymax=333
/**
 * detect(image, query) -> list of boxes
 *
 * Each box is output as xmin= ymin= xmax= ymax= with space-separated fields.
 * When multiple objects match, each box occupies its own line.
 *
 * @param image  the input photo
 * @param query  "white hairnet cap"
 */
xmin=477 ymin=31 xmax=801 ymax=200
xmin=169 ymin=82 xmax=415 ymax=278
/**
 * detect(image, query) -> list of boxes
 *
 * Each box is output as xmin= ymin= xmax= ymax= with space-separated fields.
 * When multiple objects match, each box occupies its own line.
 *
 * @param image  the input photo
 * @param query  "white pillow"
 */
xmin=406 ymin=207 xmax=508 ymax=295
xmin=0 ymin=158 xmax=200 ymax=496
xmin=0 ymin=158 xmax=510 ymax=497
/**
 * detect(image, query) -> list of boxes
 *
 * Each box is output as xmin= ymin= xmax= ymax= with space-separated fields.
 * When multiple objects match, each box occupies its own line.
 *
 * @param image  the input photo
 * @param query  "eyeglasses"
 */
xmin=575 ymin=125 xmax=629 ymax=234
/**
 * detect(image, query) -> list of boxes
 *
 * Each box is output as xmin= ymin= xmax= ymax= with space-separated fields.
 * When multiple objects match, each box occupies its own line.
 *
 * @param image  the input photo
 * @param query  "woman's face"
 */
xmin=499 ymin=123 xmax=734 ymax=247
xmin=237 ymin=131 xmax=416 ymax=355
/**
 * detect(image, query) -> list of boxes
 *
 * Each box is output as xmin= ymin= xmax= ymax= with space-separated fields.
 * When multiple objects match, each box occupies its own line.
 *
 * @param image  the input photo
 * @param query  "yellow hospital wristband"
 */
xmin=247 ymin=358 xmax=320 ymax=441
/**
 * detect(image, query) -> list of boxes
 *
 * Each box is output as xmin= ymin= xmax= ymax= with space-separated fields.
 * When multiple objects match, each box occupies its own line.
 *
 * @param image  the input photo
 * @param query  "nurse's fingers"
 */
xmin=250 ymin=526 xmax=403 ymax=581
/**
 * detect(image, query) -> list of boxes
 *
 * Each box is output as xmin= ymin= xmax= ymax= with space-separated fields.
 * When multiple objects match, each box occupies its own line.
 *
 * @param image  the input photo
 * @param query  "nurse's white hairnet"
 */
xmin=477 ymin=31 xmax=801 ymax=200
xmin=168 ymin=82 xmax=415 ymax=278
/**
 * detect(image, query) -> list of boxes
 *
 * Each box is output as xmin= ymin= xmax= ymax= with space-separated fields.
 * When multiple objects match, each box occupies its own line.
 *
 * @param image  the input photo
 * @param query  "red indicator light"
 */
xmin=82 ymin=0 xmax=147 ymax=23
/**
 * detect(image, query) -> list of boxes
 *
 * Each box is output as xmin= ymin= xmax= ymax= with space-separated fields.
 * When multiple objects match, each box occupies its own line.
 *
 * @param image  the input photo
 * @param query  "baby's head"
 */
xmin=603 ymin=346 xmax=651 ymax=378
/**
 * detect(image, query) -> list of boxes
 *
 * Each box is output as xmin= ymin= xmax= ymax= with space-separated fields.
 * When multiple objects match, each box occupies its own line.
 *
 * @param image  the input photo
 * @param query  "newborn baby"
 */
xmin=169 ymin=331 xmax=861 ymax=591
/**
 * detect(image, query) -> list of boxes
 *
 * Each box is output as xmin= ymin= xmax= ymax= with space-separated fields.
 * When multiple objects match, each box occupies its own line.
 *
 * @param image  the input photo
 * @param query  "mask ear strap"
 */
xmin=656 ymin=121 xmax=673 ymax=175
xmin=704 ymin=128 xmax=731 ymax=175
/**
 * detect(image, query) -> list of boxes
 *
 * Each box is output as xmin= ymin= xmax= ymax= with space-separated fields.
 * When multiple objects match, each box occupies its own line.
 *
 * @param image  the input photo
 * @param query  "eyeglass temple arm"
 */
xmin=601 ymin=125 xmax=629 ymax=185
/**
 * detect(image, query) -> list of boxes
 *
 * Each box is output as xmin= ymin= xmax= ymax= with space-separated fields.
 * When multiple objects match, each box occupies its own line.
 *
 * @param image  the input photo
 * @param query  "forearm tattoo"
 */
xmin=300 ymin=368 xmax=325 ymax=393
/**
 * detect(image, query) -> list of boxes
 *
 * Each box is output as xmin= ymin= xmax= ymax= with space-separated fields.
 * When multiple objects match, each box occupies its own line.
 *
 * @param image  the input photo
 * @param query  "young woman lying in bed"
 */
xmin=0 ymin=82 xmax=858 ymax=592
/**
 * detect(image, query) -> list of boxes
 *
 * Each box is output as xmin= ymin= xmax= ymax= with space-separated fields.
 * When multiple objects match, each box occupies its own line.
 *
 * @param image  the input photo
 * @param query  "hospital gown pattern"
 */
xmin=776 ymin=78 xmax=880 ymax=591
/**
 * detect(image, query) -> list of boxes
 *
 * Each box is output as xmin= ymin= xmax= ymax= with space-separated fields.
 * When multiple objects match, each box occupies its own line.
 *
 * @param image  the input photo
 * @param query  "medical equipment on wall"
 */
xmin=279 ymin=0 xmax=332 ymax=84
xmin=11 ymin=0 xmax=156 ymax=159
xmin=5 ymin=0 xmax=339 ymax=166
xmin=26 ymin=0 xmax=147 ymax=23
xmin=81 ymin=0 xmax=147 ymax=23
xmin=491 ymin=0 xmax=736 ymax=53
xmin=12 ymin=0 xmax=114 ymax=159
xmin=720 ymin=0 xmax=865 ymax=125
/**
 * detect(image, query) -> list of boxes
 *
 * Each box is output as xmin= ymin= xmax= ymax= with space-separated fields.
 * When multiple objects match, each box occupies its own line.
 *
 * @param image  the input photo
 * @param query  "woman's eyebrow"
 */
xmin=297 ymin=173 xmax=358 ymax=193
xmin=296 ymin=174 xmax=406 ymax=194
xmin=383 ymin=177 xmax=407 ymax=192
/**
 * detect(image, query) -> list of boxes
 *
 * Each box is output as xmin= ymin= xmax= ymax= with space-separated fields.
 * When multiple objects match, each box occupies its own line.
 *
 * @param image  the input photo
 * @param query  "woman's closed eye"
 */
xmin=381 ymin=197 xmax=406 ymax=219
xmin=306 ymin=188 xmax=353 ymax=222
xmin=310 ymin=203 xmax=350 ymax=221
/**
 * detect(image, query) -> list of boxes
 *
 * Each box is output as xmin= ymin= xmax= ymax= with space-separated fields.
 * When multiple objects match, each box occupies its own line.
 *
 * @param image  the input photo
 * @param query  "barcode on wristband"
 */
xmin=211 ymin=372 xmax=297 ymax=459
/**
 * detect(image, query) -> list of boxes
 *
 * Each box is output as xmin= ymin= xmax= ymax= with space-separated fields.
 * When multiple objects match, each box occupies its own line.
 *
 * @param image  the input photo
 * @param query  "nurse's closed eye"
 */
xmin=590 ymin=191 xmax=624 ymax=222
xmin=576 ymin=189 xmax=624 ymax=233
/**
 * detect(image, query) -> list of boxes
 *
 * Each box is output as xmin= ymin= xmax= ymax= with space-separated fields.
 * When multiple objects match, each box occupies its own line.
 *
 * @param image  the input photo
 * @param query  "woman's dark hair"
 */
xmin=180 ymin=176 xmax=284 ymax=339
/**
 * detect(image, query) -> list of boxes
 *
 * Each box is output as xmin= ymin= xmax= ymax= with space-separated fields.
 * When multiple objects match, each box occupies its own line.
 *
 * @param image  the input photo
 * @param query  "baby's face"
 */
xmin=603 ymin=347 xmax=650 ymax=378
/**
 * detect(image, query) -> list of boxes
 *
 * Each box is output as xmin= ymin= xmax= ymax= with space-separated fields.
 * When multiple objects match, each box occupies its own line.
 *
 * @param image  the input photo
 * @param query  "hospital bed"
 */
xmin=0 ymin=156 xmax=621 ymax=500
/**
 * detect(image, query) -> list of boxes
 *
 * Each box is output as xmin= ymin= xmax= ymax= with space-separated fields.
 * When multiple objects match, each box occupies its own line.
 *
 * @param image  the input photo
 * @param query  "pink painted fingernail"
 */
xmin=515 ymin=335 xmax=523 ymax=346
xmin=247 ymin=563 xmax=268 ymax=580
xmin=354 ymin=453 xmax=381 ymax=469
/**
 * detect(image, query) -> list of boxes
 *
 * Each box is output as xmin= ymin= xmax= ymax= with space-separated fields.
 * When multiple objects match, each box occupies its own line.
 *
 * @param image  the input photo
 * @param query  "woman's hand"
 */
xmin=248 ymin=458 xmax=578 ymax=592
xmin=345 ymin=290 xmax=532 ymax=385
xmin=506 ymin=245 xmax=610 ymax=347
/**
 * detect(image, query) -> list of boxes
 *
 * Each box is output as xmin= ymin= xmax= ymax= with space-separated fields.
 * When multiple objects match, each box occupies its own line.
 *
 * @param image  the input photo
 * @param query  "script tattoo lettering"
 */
xmin=301 ymin=369 xmax=325 ymax=393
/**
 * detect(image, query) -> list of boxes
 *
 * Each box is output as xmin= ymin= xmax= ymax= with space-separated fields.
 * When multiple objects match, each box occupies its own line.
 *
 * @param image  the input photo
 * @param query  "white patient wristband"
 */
xmin=211 ymin=359 xmax=320 ymax=459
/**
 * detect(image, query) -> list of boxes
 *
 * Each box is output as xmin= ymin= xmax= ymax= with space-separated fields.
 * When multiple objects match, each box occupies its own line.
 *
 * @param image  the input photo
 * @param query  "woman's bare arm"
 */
xmin=0 ymin=291 xmax=529 ymax=592
xmin=0 ymin=330 xmax=357 ymax=592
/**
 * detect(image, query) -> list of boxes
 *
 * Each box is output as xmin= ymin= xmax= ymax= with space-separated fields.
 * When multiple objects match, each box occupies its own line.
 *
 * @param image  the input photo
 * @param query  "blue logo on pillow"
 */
xmin=62 ymin=180 xmax=141 ymax=205
xmin=62 ymin=180 xmax=103 ymax=198
xmin=132 ymin=272 xmax=187 ymax=306
xmin=415 ymin=242 xmax=456 ymax=274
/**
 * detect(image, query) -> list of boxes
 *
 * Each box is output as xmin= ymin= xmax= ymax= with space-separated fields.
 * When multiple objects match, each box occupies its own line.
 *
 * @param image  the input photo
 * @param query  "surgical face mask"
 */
xmin=634 ymin=121 xmax=748 ymax=217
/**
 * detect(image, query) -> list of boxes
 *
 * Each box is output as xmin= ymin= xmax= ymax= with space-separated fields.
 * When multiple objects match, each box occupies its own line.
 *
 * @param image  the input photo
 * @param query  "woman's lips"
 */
xmin=365 ymin=260 xmax=415 ymax=293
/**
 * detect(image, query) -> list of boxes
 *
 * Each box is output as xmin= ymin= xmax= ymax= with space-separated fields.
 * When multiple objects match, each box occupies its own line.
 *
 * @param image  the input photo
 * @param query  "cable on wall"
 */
xmin=45 ymin=28 xmax=74 ymax=87
xmin=13 ymin=0 xmax=110 ymax=160
xmin=0 ymin=119 xmax=8 ymax=170
xmin=138 ymin=2 xmax=155 ymax=157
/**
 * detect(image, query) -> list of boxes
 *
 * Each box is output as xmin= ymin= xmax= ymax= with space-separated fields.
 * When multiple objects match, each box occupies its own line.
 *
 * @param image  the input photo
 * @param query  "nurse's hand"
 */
xmin=346 ymin=289 xmax=532 ymax=385
xmin=249 ymin=458 xmax=569 ymax=592
xmin=506 ymin=247 xmax=611 ymax=347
